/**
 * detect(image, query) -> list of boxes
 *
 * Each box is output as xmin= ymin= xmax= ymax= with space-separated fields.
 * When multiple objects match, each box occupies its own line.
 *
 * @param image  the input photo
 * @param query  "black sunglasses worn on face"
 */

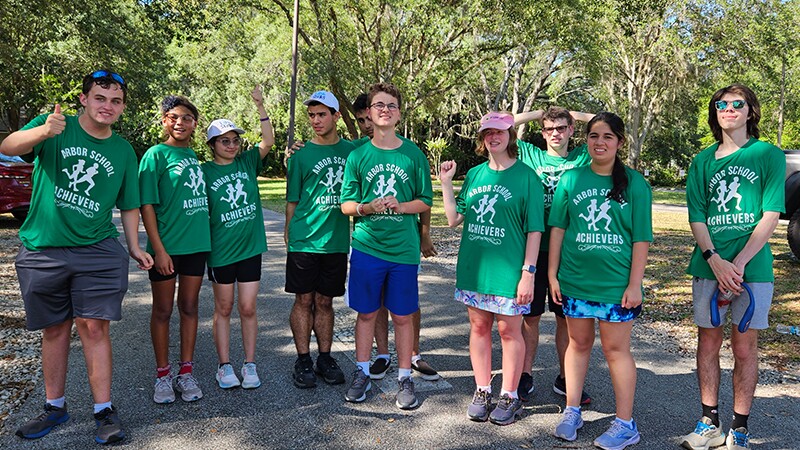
xmin=91 ymin=70 xmax=126 ymax=86
xmin=714 ymin=100 xmax=745 ymax=111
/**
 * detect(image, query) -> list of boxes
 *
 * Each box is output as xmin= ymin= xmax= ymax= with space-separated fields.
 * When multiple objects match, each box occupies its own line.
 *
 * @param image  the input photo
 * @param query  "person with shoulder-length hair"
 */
xmin=549 ymin=112 xmax=652 ymax=449
xmin=139 ymin=95 xmax=211 ymax=405
xmin=440 ymin=111 xmax=544 ymax=426
xmin=681 ymin=85 xmax=784 ymax=450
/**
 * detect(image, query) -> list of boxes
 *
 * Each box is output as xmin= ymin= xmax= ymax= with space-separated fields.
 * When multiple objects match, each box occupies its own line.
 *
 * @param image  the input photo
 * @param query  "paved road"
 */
xmin=1 ymin=208 xmax=798 ymax=449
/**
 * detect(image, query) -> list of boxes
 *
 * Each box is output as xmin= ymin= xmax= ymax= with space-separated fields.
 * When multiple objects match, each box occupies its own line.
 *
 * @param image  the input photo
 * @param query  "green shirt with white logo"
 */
xmin=549 ymin=165 xmax=653 ymax=304
xmin=202 ymin=147 xmax=267 ymax=267
xmin=340 ymin=140 xmax=433 ymax=264
xmin=286 ymin=139 xmax=355 ymax=253
xmin=686 ymin=138 xmax=785 ymax=282
xmin=455 ymin=160 xmax=545 ymax=298
xmin=139 ymin=143 xmax=211 ymax=255
xmin=18 ymin=114 xmax=140 ymax=250
xmin=518 ymin=140 xmax=591 ymax=251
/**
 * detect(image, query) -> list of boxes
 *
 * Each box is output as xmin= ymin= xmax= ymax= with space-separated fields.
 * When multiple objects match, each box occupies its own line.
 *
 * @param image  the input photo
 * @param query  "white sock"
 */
xmin=398 ymin=368 xmax=412 ymax=380
xmin=566 ymin=405 xmax=581 ymax=414
xmin=411 ymin=354 xmax=421 ymax=364
xmin=357 ymin=361 xmax=370 ymax=376
xmin=93 ymin=401 xmax=112 ymax=414
xmin=46 ymin=396 xmax=65 ymax=409
xmin=376 ymin=354 xmax=390 ymax=362
xmin=500 ymin=389 xmax=518 ymax=399
xmin=616 ymin=417 xmax=635 ymax=428
xmin=476 ymin=385 xmax=491 ymax=393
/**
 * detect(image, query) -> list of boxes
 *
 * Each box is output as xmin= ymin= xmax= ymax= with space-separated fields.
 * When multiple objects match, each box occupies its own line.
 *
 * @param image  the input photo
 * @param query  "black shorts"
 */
xmin=208 ymin=254 xmax=262 ymax=284
xmin=285 ymin=252 xmax=347 ymax=297
xmin=15 ymin=238 xmax=129 ymax=331
xmin=525 ymin=251 xmax=565 ymax=318
xmin=148 ymin=252 xmax=208 ymax=282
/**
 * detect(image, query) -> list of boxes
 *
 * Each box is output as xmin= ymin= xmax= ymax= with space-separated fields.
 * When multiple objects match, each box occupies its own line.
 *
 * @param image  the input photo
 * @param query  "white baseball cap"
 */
xmin=206 ymin=119 xmax=245 ymax=143
xmin=303 ymin=90 xmax=340 ymax=112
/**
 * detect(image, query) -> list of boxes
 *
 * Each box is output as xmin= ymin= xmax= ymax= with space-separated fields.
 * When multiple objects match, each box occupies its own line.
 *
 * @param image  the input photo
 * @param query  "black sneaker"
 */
xmin=315 ymin=355 xmax=345 ymax=384
xmin=369 ymin=357 xmax=391 ymax=380
xmin=293 ymin=357 xmax=317 ymax=388
xmin=93 ymin=405 xmax=125 ymax=445
xmin=553 ymin=375 xmax=592 ymax=405
xmin=411 ymin=358 xmax=440 ymax=381
xmin=517 ymin=372 xmax=535 ymax=402
xmin=15 ymin=403 xmax=70 ymax=439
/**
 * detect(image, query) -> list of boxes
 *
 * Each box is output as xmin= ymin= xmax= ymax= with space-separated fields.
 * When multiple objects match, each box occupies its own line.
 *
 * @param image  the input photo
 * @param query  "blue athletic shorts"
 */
xmin=346 ymin=248 xmax=419 ymax=316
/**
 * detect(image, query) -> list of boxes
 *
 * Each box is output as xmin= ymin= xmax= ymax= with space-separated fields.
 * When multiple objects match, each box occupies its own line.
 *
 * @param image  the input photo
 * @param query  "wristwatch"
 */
xmin=521 ymin=264 xmax=536 ymax=273
xmin=702 ymin=248 xmax=718 ymax=261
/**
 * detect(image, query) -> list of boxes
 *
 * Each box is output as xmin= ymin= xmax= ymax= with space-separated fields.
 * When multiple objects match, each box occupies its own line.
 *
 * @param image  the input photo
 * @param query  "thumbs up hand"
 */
xmin=44 ymin=104 xmax=66 ymax=137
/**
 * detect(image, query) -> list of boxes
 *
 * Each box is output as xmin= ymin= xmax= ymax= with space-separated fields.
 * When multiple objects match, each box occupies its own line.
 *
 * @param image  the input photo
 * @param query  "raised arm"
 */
xmin=0 ymin=105 xmax=66 ymax=156
xmin=251 ymin=85 xmax=275 ymax=159
xmin=439 ymin=160 xmax=464 ymax=227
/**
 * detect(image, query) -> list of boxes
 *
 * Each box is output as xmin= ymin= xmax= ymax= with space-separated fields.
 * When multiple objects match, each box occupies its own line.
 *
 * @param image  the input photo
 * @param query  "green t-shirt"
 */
xmin=340 ymin=140 xmax=433 ymax=264
xmin=686 ymin=138 xmax=785 ymax=282
xmin=350 ymin=136 xmax=370 ymax=148
xmin=18 ymin=114 xmax=140 ymax=250
xmin=286 ymin=139 xmax=355 ymax=253
xmin=549 ymin=165 xmax=653 ymax=304
xmin=202 ymin=147 xmax=267 ymax=267
xmin=455 ymin=160 xmax=545 ymax=298
xmin=518 ymin=140 xmax=591 ymax=251
xmin=139 ymin=143 xmax=211 ymax=255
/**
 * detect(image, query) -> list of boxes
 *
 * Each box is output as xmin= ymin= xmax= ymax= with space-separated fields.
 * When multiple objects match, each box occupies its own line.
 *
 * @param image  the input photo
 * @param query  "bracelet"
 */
xmin=356 ymin=203 xmax=365 ymax=216
xmin=260 ymin=116 xmax=270 ymax=122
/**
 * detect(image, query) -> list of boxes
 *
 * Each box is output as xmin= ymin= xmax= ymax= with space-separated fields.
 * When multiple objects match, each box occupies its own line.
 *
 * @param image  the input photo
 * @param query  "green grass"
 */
xmin=257 ymin=178 xmax=287 ymax=212
xmin=652 ymin=189 xmax=687 ymax=205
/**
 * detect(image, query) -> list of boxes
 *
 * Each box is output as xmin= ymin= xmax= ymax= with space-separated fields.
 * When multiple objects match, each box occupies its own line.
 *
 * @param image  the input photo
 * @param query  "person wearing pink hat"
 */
xmin=201 ymin=85 xmax=274 ymax=391
xmin=440 ymin=111 xmax=544 ymax=425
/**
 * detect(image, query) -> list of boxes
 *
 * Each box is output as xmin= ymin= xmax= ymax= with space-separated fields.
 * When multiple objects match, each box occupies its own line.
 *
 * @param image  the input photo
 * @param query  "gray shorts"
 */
xmin=692 ymin=277 xmax=773 ymax=330
xmin=15 ymin=238 xmax=130 ymax=331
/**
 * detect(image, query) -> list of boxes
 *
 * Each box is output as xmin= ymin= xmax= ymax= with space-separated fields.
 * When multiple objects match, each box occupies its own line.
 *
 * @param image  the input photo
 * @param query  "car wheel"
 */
xmin=789 ymin=208 xmax=800 ymax=261
xmin=11 ymin=211 xmax=27 ymax=222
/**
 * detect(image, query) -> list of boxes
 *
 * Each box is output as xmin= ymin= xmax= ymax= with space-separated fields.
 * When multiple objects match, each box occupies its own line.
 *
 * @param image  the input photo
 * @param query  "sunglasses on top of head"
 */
xmin=90 ymin=70 xmax=125 ymax=86
xmin=714 ymin=99 xmax=746 ymax=111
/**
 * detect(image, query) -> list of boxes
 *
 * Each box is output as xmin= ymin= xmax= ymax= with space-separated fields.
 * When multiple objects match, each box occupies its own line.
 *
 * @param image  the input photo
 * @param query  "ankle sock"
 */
xmin=46 ymin=396 xmax=66 ymax=409
xmin=298 ymin=352 xmax=312 ymax=362
xmin=616 ymin=417 xmax=635 ymax=429
xmin=357 ymin=361 xmax=370 ymax=376
xmin=500 ymin=389 xmax=518 ymax=399
xmin=731 ymin=412 xmax=749 ymax=430
xmin=93 ymin=401 xmax=111 ymax=414
xmin=318 ymin=351 xmax=330 ymax=359
xmin=398 ymin=368 xmax=412 ymax=380
xmin=702 ymin=403 xmax=720 ymax=427
xmin=178 ymin=361 xmax=193 ymax=376
xmin=156 ymin=364 xmax=171 ymax=379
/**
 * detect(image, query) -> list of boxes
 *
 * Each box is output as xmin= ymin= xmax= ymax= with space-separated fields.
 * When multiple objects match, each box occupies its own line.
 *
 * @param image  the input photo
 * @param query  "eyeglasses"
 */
xmin=714 ymin=100 xmax=746 ymax=111
xmin=91 ymin=70 xmax=125 ymax=86
xmin=542 ymin=125 xmax=569 ymax=135
xmin=164 ymin=113 xmax=196 ymax=123
xmin=369 ymin=103 xmax=399 ymax=112
xmin=217 ymin=137 xmax=242 ymax=147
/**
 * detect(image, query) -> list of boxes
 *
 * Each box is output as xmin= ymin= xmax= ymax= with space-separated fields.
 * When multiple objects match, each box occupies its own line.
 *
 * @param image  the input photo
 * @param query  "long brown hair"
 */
xmin=708 ymin=84 xmax=760 ymax=142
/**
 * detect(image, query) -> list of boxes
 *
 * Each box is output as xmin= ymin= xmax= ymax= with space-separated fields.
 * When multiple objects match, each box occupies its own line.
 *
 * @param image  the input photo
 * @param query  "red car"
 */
xmin=0 ymin=154 xmax=33 ymax=221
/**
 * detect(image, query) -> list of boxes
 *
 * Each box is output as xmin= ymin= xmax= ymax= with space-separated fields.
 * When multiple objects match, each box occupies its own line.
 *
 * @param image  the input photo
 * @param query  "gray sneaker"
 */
xmin=174 ymin=373 xmax=203 ymax=402
xmin=153 ymin=375 xmax=175 ymax=404
xmin=395 ymin=376 xmax=419 ymax=410
xmin=466 ymin=389 xmax=493 ymax=422
xmin=554 ymin=408 xmax=584 ymax=441
xmin=489 ymin=393 xmax=521 ymax=425
xmin=344 ymin=369 xmax=371 ymax=403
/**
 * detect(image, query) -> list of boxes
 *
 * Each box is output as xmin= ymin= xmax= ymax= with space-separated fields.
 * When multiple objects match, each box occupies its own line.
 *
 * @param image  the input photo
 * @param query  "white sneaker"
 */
xmin=174 ymin=373 xmax=203 ymax=402
xmin=241 ymin=362 xmax=261 ymax=389
xmin=215 ymin=364 xmax=241 ymax=389
xmin=153 ymin=374 xmax=175 ymax=404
